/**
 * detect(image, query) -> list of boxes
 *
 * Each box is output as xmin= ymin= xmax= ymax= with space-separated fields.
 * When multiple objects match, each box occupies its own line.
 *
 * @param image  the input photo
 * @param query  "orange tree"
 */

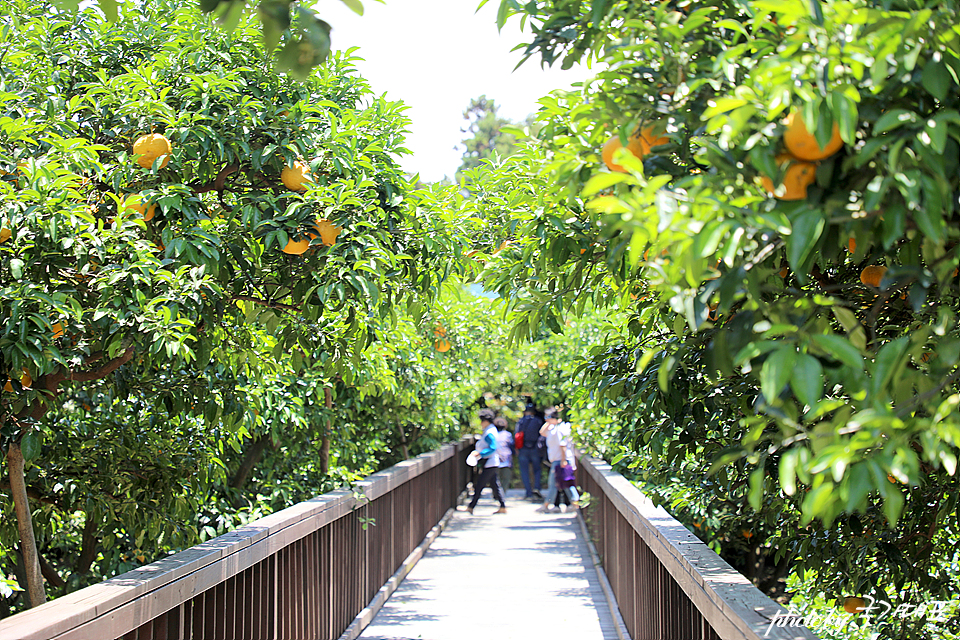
xmin=0 ymin=0 xmax=462 ymax=609
xmin=469 ymin=0 xmax=960 ymax=634
xmin=52 ymin=0 xmax=360 ymax=79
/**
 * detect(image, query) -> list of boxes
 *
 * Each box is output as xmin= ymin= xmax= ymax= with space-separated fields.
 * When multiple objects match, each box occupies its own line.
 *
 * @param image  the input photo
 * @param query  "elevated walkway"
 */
xmin=359 ymin=490 xmax=621 ymax=640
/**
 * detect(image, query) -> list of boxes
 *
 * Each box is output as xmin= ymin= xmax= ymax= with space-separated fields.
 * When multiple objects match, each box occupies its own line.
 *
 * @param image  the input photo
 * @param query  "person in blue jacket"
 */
xmin=466 ymin=408 xmax=507 ymax=515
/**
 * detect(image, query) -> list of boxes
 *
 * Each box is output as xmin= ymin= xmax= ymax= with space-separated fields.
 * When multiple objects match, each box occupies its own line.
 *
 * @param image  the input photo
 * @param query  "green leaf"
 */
xmin=760 ymin=346 xmax=796 ymax=403
xmin=582 ymin=172 xmax=631 ymax=196
xmin=10 ymin=258 xmax=24 ymax=279
xmin=827 ymin=90 xmax=858 ymax=145
xmin=779 ymin=450 xmax=798 ymax=496
xmin=873 ymin=109 xmax=917 ymax=134
xmin=792 ymin=354 xmax=823 ymax=407
xmin=786 ymin=210 xmax=824 ymax=274
xmin=339 ymin=0 xmax=365 ymax=16
xmin=98 ymin=0 xmax=118 ymax=21
xmin=20 ymin=432 xmax=41 ymax=462
xmin=589 ymin=0 xmax=609 ymax=25
xmin=883 ymin=487 xmax=904 ymax=524
xmin=259 ymin=0 xmax=290 ymax=52
xmin=810 ymin=334 xmax=864 ymax=369
xmin=748 ymin=467 xmax=764 ymax=511
xmin=921 ymin=60 xmax=951 ymax=101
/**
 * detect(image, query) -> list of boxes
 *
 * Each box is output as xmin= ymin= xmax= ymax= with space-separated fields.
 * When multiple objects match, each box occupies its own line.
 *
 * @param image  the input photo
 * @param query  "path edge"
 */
xmin=336 ymin=492 xmax=465 ymax=640
xmin=577 ymin=510 xmax=633 ymax=640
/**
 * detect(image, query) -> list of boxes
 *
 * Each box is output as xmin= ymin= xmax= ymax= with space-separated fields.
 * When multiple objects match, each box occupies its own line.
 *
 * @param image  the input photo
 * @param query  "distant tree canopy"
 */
xmin=456 ymin=95 xmax=528 ymax=177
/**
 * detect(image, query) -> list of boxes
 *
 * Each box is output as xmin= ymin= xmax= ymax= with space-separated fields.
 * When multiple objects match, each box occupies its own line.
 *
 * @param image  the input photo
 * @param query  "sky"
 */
xmin=317 ymin=0 xmax=595 ymax=182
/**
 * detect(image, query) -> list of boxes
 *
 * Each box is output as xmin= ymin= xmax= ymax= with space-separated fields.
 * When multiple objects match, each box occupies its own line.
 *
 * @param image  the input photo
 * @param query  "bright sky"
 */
xmin=318 ymin=0 xmax=595 ymax=182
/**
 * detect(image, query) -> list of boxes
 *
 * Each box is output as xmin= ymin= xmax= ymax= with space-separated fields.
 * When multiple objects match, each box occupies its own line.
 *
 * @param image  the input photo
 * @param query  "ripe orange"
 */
xmin=4 ymin=369 xmax=32 ymax=392
xmin=309 ymin=219 xmax=341 ymax=246
xmin=52 ymin=322 xmax=64 ymax=340
xmin=125 ymin=195 xmax=157 ymax=221
xmin=601 ymin=125 xmax=669 ymax=172
xmin=282 ymin=237 xmax=310 ymax=255
xmin=761 ymin=154 xmax=816 ymax=200
xmin=133 ymin=134 xmax=172 ymax=169
xmin=742 ymin=530 xmax=753 ymax=539
xmin=281 ymin=161 xmax=311 ymax=192
xmin=783 ymin=111 xmax=843 ymax=161
xmin=848 ymin=237 xmax=856 ymax=253
xmin=843 ymin=597 xmax=866 ymax=614
xmin=860 ymin=265 xmax=887 ymax=287
xmin=434 ymin=339 xmax=452 ymax=353
xmin=0 ymin=227 xmax=10 ymax=243
xmin=434 ymin=325 xmax=447 ymax=338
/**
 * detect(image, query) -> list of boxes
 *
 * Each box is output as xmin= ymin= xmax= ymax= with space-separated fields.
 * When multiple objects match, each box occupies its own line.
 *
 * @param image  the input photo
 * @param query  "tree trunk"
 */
xmin=395 ymin=422 xmax=410 ymax=460
xmin=75 ymin=510 xmax=99 ymax=576
xmin=229 ymin=436 xmax=271 ymax=491
xmin=39 ymin=552 xmax=65 ymax=588
xmin=7 ymin=442 xmax=46 ymax=607
xmin=319 ymin=387 xmax=332 ymax=475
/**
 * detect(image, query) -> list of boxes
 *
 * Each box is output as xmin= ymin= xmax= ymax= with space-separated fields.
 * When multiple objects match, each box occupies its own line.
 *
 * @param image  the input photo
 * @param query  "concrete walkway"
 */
xmin=358 ymin=489 xmax=622 ymax=640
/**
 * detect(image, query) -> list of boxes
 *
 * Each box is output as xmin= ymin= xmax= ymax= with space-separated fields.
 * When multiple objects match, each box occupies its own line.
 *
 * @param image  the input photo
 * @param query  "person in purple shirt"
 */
xmin=494 ymin=416 xmax=515 ymax=492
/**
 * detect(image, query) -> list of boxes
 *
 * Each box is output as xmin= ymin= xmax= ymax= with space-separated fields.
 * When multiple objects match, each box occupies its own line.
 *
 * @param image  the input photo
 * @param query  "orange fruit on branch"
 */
xmin=125 ymin=195 xmax=157 ymax=221
xmin=434 ymin=339 xmax=452 ymax=353
xmin=51 ymin=322 xmax=64 ymax=340
xmin=281 ymin=236 xmax=310 ymax=255
xmin=847 ymin=237 xmax=856 ymax=253
xmin=761 ymin=154 xmax=816 ymax=200
xmin=842 ymin=597 xmax=866 ymax=614
xmin=132 ymin=133 xmax=172 ymax=169
xmin=433 ymin=325 xmax=447 ymax=338
xmin=309 ymin=219 xmax=341 ymax=246
xmin=4 ymin=369 xmax=32 ymax=392
xmin=281 ymin=161 xmax=312 ymax=192
xmin=601 ymin=125 xmax=669 ymax=172
xmin=859 ymin=265 xmax=887 ymax=288
xmin=783 ymin=111 xmax=843 ymax=161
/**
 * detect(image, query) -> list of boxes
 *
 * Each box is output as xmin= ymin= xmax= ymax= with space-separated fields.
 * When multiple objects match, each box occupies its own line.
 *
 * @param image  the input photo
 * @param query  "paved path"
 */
xmin=358 ymin=489 xmax=621 ymax=640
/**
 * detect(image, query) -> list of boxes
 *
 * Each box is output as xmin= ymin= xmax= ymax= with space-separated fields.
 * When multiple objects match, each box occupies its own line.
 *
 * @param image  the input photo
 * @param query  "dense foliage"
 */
xmin=0 ymin=0 xmax=469 ymax=612
xmin=468 ymin=0 xmax=960 ymax=636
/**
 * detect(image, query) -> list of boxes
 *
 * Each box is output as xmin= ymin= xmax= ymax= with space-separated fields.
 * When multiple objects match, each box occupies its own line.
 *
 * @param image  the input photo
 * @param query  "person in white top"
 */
xmin=536 ymin=408 xmax=580 ymax=513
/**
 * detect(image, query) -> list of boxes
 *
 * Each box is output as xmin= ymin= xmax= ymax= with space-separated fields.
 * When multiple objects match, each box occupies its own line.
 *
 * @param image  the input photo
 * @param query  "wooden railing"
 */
xmin=1 ymin=439 xmax=473 ymax=640
xmin=578 ymin=455 xmax=819 ymax=640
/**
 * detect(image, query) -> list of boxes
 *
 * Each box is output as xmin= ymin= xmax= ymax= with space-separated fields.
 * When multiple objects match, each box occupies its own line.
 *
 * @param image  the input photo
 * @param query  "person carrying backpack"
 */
xmin=515 ymin=402 xmax=545 ymax=500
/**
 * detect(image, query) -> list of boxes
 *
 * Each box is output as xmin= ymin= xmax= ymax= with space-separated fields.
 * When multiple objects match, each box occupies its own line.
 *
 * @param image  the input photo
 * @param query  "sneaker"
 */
xmin=560 ymin=504 xmax=568 ymax=513
xmin=494 ymin=506 xmax=507 ymax=514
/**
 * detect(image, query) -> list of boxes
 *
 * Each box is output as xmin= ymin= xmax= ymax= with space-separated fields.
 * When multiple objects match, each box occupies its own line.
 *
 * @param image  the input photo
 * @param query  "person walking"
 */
xmin=536 ymin=408 xmax=580 ymax=513
xmin=465 ymin=408 xmax=507 ymax=515
xmin=515 ymin=402 xmax=545 ymax=500
xmin=494 ymin=416 xmax=514 ymax=492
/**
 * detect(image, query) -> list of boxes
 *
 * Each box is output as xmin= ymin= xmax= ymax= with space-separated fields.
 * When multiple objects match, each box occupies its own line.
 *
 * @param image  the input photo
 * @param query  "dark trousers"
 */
xmin=517 ymin=448 xmax=543 ymax=496
xmin=469 ymin=464 xmax=505 ymax=509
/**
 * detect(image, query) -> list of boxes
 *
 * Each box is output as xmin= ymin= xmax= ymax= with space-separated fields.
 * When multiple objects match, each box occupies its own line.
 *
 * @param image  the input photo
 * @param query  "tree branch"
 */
xmin=231 ymin=295 xmax=301 ymax=313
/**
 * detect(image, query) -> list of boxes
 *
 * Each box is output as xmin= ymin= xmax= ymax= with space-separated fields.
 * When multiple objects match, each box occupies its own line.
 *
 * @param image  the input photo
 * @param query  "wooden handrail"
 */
xmin=1 ymin=438 xmax=473 ymax=640
xmin=578 ymin=455 xmax=819 ymax=640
